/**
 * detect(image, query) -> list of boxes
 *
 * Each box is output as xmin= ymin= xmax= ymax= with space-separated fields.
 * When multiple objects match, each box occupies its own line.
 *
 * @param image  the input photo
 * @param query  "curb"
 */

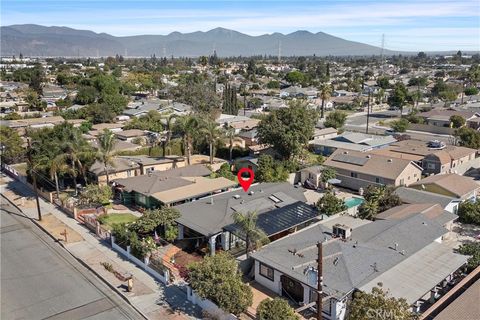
xmin=1 ymin=193 xmax=149 ymax=319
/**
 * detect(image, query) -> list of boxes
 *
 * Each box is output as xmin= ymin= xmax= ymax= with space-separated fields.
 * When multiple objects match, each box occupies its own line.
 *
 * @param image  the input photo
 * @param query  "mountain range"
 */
xmin=1 ymin=24 xmax=394 ymax=57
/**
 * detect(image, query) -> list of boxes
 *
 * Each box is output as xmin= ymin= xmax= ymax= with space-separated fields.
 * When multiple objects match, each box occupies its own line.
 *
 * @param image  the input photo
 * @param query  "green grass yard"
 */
xmin=98 ymin=213 xmax=138 ymax=230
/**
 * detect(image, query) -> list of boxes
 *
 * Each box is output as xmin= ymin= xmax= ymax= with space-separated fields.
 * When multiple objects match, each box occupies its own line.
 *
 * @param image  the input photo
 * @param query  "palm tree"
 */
xmin=224 ymin=125 xmax=242 ymax=162
xmin=358 ymin=200 xmax=379 ymax=220
xmin=162 ymin=114 xmax=176 ymax=156
xmin=232 ymin=211 xmax=269 ymax=256
xmin=318 ymin=83 xmax=332 ymax=119
xmin=50 ymin=154 xmax=73 ymax=199
xmin=201 ymin=120 xmax=223 ymax=165
xmin=96 ymin=129 xmax=117 ymax=185
xmin=174 ymin=114 xmax=199 ymax=165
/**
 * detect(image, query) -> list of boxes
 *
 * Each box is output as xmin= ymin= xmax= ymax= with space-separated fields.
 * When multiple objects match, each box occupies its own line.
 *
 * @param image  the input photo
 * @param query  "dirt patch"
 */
xmin=38 ymin=214 xmax=84 ymax=243
xmin=2 ymin=189 xmax=37 ymax=208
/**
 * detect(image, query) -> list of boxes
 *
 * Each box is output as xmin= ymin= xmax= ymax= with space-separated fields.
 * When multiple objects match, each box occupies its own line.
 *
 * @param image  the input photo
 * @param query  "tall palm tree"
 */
xmin=318 ymin=83 xmax=332 ymax=119
xmin=358 ymin=200 xmax=379 ymax=220
xmin=232 ymin=211 xmax=269 ymax=256
xmin=163 ymin=114 xmax=176 ymax=156
xmin=96 ymin=129 xmax=117 ymax=185
xmin=174 ymin=114 xmax=199 ymax=165
xmin=224 ymin=125 xmax=242 ymax=162
xmin=201 ymin=120 xmax=223 ymax=165
xmin=50 ymin=154 xmax=73 ymax=199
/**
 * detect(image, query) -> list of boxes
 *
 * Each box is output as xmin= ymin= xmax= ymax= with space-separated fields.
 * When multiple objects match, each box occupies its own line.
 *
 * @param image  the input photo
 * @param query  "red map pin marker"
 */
xmin=237 ymin=168 xmax=254 ymax=192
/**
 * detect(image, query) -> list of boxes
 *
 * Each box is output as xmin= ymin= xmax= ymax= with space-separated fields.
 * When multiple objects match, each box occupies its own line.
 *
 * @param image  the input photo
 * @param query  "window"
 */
xmin=259 ymin=263 xmax=274 ymax=281
xmin=400 ymin=178 xmax=405 ymax=185
xmin=137 ymin=194 xmax=147 ymax=205
xmin=351 ymin=172 xmax=358 ymax=178
xmin=375 ymin=177 xmax=382 ymax=183
xmin=127 ymin=170 xmax=132 ymax=177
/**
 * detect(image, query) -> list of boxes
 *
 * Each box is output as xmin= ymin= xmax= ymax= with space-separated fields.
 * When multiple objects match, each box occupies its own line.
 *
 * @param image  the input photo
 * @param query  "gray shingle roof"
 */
xmin=251 ymin=213 xmax=449 ymax=299
xmin=394 ymin=187 xmax=456 ymax=208
xmin=175 ymin=183 xmax=307 ymax=236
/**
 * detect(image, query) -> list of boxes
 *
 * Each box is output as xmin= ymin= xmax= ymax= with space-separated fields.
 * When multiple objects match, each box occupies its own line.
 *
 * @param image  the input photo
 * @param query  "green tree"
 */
xmin=285 ymin=71 xmax=305 ymax=85
xmin=213 ymin=163 xmax=236 ymax=181
xmin=450 ymin=115 xmax=466 ymax=128
xmin=464 ymin=86 xmax=479 ymax=96
xmin=78 ymin=184 xmax=113 ymax=205
xmin=256 ymin=155 xmax=289 ymax=182
xmin=358 ymin=200 xmax=379 ymax=220
xmin=324 ymin=110 xmax=347 ymax=129
xmin=75 ymin=86 xmax=97 ymax=105
xmin=129 ymin=207 xmax=181 ymax=241
xmin=387 ymin=82 xmax=408 ymax=113
xmin=457 ymin=199 xmax=480 ymax=225
xmin=348 ymin=285 xmax=413 ymax=320
xmin=232 ymin=211 xmax=269 ymax=256
xmin=266 ymin=80 xmax=280 ymax=89
xmin=363 ymin=185 xmax=401 ymax=213
xmin=174 ymin=115 xmax=199 ymax=165
xmin=187 ymin=252 xmax=253 ymax=315
xmin=455 ymin=127 xmax=480 ymax=149
xmin=318 ymin=82 xmax=332 ymax=119
xmin=376 ymin=76 xmax=390 ymax=89
xmin=201 ymin=120 xmax=223 ymax=165
xmin=316 ymin=191 xmax=347 ymax=216
xmin=257 ymin=100 xmax=318 ymax=160
xmin=256 ymin=298 xmax=299 ymax=320
xmin=50 ymin=154 xmax=74 ymax=199
xmin=0 ymin=126 xmax=25 ymax=164
xmin=457 ymin=241 xmax=480 ymax=271
xmin=389 ymin=118 xmax=409 ymax=132
xmin=321 ymin=167 xmax=337 ymax=186
xmin=96 ymin=129 xmax=117 ymax=185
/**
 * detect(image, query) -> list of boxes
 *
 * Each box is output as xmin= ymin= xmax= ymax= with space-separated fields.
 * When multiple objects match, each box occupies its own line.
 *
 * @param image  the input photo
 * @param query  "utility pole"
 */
xmin=27 ymin=138 xmax=42 ymax=221
xmin=317 ymin=241 xmax=323 ymax=320
xmin=366 ymin=90 xmax=371 ymax=134
xmin=243 ymin=84 xmax=247 ymax=116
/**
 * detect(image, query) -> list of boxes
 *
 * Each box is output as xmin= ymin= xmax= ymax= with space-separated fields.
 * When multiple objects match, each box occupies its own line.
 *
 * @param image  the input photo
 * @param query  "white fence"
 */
xmin=110 ymin=236 xmax=169 ymax=285
xmin=186 ymin=286 xmax=237 ymax=320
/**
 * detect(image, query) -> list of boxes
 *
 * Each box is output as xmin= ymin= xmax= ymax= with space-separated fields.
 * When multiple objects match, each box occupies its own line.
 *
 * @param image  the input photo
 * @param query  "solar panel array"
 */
xmin=332 ymin=154 xmax=368 ymax=166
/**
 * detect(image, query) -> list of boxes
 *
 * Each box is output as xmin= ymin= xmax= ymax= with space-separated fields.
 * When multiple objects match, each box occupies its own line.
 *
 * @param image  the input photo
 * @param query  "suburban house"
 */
xmin=409 ymin=174 xmax=480 ymax=201
xmin=375 ymin=203 xmax=457 ymax=236
xmin=311 ymin=127 xmax=338 ymax=142
xmin=216 ymin=114 xmax=260 ymax=133
xmin=394 ymin=187 xmax=460 ymax=214
xmin=174 ymin=183 xmax=319 ymax=256
xmin=417 ymin=109 xmax=480 ymax=128
xmin=323 ymin=149 xmax=423 ymax=191
xmin=251 ymin=211 xmax=466 ymax=320
xmin=238 ymin=128 xmax=259 ymax=147
xmin=234 ymin=157 xmax=259 ymax=174
xmin=89 ymin=155 xmax=185 ymax=185
xmin=0 ymin=116 xmax=68 ymax=135
xmin=370 ymin=140 xmax=479 ymax=175
xmin=114 ymin=129 xmax=147 ymax=142
xmin=297 ymin=165 xmax=336 ymax=189
xmin=310 ymin=132 xmax=396 ymax=156
xmin=114 ymin=164 xmax=236 ymax=208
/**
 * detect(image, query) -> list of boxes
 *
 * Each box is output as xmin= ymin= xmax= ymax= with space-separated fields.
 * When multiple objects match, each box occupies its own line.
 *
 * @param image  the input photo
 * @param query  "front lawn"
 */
xmin=98 ymin=213 xmax=138 ymax=230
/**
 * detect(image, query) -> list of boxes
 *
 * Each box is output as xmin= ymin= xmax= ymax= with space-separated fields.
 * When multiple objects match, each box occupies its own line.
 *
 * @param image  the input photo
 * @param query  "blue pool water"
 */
xmin=344 ymin=197 xmax=364 ymax=208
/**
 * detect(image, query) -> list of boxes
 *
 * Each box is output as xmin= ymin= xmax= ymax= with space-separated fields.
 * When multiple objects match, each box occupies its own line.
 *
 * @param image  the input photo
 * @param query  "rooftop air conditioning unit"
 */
xmin=233 ymin=195 xmax=241 ymax=199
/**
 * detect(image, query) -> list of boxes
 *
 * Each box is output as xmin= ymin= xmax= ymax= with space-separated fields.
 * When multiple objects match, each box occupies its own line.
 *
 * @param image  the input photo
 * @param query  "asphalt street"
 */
xmin=344 ymin=110 xmax=454 ymax=144
xmin=0 ymin=200 xmax=145 ymax=320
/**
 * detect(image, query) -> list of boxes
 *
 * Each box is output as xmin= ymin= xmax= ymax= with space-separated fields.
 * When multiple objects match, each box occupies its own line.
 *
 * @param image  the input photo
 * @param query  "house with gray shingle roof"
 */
xmin=251 ymin=211 xmax=466 ymax=320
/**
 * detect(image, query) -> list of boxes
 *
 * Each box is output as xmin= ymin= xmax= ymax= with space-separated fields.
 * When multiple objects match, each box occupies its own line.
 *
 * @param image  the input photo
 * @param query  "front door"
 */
xmin=280 ymin=275 xmax=304 ymax=304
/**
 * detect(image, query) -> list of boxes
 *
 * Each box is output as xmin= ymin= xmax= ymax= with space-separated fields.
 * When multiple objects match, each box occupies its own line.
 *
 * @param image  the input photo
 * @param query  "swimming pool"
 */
xmin=344 ymin=197 xmax=364 ymax=208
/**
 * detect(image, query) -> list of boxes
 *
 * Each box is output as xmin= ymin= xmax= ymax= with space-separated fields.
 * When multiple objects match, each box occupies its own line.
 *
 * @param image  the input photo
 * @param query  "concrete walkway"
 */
xmin=0 ymin=174 xmax=201 ymax=320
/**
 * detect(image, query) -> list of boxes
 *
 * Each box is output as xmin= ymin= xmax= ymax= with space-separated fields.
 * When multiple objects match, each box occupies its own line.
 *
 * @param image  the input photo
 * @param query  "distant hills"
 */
xmin=1 ymin=24 xmax=396 ymax=57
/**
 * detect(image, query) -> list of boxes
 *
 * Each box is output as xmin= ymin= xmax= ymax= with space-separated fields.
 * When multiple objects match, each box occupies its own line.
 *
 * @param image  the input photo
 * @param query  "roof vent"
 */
xmin=343 ymin=151 xmax=349 ymax=154
xmin=209 ymin=197 xmax=214 ymax=205
xmin=366 ymin=155 xmax=371 ymax=158
xmin=249 ymin=191 xmax=254 ymax=196
xmin=400 ymin=250 xmax=406 ymax=255
xmin=233 ymin=194 xmax=241 ymax=199
xmin=394 ymin=243 xmax=398 ymax=251
xmin=333 ymin=257 xmax=339 ymax=265
xmin=387 ymin=159 xmax=393 ymax=163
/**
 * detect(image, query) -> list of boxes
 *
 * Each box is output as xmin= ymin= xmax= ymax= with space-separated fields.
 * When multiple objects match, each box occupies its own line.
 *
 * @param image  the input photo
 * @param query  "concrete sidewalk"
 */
xmin=0 ymin=174 xmax=201 ymax=320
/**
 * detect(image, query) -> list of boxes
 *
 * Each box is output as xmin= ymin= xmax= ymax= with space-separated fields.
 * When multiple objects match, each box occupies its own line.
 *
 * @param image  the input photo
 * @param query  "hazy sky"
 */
xmin=2 ymin=0 xmax=479 ymax=51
